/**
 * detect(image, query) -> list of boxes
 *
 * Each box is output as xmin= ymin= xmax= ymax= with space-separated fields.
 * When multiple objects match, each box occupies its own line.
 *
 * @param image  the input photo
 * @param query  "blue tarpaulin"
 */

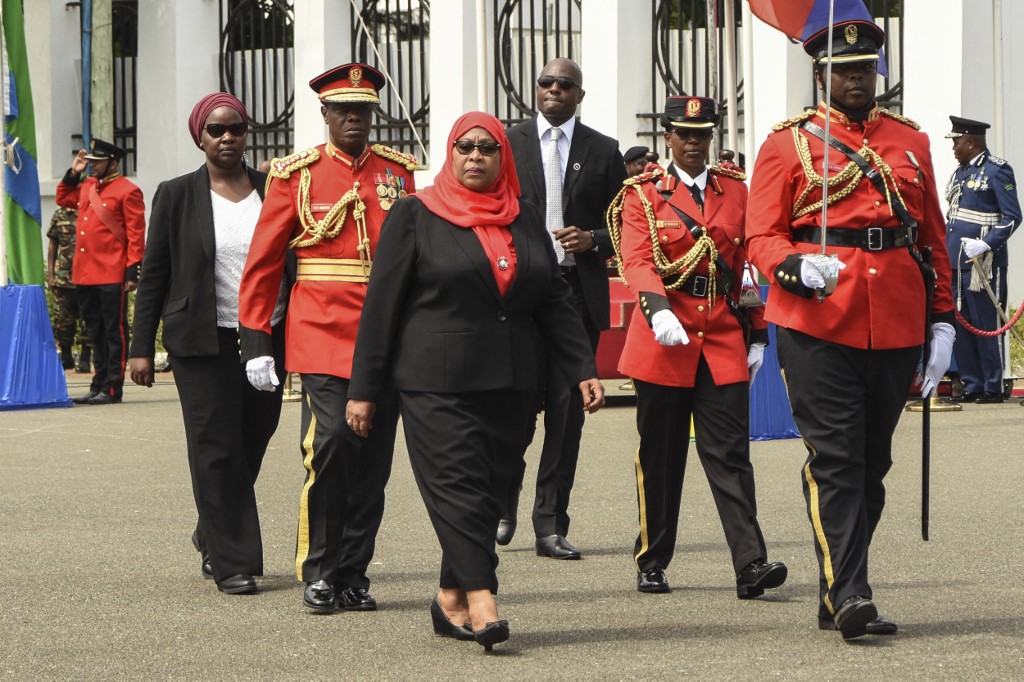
xmin=748 ymin=286 xmax=800 ymax=441
xmin=0 ymin=285 xmax=71 ymax=410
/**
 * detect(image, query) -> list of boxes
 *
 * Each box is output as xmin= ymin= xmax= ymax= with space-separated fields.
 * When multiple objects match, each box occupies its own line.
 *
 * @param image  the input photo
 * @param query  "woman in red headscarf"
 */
xmin=346 ymin=112 xmax=605 ymax=651
xmin=128 ymin=93 xmax=291 ymax=596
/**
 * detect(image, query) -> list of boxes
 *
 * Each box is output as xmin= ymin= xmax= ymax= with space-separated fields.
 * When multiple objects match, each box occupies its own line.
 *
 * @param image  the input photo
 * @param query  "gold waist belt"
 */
xmin=296 ymin=258 xmax=371 ymax=283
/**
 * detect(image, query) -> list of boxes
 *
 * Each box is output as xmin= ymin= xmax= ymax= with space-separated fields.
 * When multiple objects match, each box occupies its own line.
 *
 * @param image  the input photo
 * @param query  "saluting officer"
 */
xmin=745 ymin=20 xmax=955 ymax=640
xmin=238 ymin=63 xmax=418 ymax=613
xmin=944 ymin=116 xmax=1021 ymax=404
xmin=56 ymin=139 xmax=146 ymax=405
xmin=608 ymin=96 xmax=787 ymax=600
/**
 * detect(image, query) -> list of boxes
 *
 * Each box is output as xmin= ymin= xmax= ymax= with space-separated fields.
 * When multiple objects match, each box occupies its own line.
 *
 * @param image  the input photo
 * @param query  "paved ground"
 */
xmin=2 ymin=373 xmax=1023 ymax=680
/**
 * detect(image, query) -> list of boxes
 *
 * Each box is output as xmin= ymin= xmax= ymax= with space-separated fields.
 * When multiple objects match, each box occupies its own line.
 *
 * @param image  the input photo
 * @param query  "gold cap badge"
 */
xmin=845 ymin=25 xmax=858 ymax=44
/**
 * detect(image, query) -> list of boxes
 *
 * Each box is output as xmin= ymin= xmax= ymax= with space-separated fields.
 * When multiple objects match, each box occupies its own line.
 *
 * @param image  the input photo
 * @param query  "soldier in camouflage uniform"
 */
xmin=47 ymin=206 xmax=92 ymax=372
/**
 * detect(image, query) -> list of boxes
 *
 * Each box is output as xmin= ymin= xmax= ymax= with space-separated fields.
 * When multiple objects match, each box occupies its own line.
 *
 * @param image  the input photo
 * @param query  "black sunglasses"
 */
xmin=537 ymin=75 xmax=579 ymax=90
xmin=453 ymin=140 xmax=501 ymax=156
xmin=205 ymin=122 xmax=248 ymax=138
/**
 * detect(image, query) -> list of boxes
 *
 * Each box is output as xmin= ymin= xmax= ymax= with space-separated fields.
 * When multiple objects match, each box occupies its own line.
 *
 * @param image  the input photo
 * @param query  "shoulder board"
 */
xmin=771 ymin=110 xmax=816 ymax=132
xmin=987 ymin=155 xmax=1007 ymax=166
xmin=371 ymin=144 xmax=420 ymax=171
xmin=878 ymin=109 xmax=921 ymax=130
xmin=624 ymin=167 xmax=663 ymax=187
xmin=710 ymin=165 xmax=746 ymax=181
xmin=269 ymin=148 xmax=319 ymax=179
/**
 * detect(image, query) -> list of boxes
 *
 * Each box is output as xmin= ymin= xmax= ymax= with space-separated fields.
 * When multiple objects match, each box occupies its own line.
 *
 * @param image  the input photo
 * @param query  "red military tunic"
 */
xmin=745 ymin=103 xmax=954 ymax=349
xmin=616 ymin=166 xmax=766 ymax=387
xmin=238 ymin=142 xmax=416 ymax=377
xmin=56 ymin=173 xmax=146 ymax=286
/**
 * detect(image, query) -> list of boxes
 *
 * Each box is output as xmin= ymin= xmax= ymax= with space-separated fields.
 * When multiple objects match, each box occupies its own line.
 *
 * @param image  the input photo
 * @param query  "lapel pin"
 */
xmin=573 ymin=162 xmax=581 ymax=171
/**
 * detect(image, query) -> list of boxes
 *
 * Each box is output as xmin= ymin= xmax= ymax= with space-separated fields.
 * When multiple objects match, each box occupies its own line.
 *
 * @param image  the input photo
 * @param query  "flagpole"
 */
xmin=820 ymin=0 xmax=836 ymax=257
xmin=1 ymin=26 xmax=8 ymax=288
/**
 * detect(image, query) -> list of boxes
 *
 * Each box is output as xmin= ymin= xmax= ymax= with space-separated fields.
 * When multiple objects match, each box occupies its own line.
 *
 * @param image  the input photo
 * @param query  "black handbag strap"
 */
xmin=800 ymin=121 xmax=918 ymax=230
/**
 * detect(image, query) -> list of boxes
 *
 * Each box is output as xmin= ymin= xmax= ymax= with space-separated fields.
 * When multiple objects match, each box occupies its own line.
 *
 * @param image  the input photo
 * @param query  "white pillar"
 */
xmin=746 ymin=19 xmax=806 ymax=168
xmin=292 ymin=1 xmax=349 ymax=153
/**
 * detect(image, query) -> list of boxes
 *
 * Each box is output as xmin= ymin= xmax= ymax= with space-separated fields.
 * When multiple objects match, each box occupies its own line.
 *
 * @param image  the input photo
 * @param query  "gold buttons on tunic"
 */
xmin=869 ymin=268 xmax=878 ymax=275
xmin=697 ymin=332 xmax=704 ymax=339
xmin=733 ymin=237 xmax=740 ymax=245
xmin=697 ymin=305 xmax=705 ymax=312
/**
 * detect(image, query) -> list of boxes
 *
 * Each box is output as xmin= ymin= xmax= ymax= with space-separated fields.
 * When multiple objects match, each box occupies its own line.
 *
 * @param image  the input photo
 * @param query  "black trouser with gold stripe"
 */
xmin=76 ymin=283 xmax=128 ymax=400
xmin=632 ymin=356 xmax=767 ymax=575
xmin=296 ymin=374 xmax=398 ymax=589
xmin=777 ymin=328 xmax=919 ymax=616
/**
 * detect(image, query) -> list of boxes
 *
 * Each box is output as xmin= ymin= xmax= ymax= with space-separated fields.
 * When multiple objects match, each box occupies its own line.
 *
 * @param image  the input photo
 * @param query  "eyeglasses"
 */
xmin=205 ymin=122 xmax=248 ymax=138
xmin=537 ymin=75 xmax=579 ymax=90
xmin=453 ymin=140 xmax=501 ymax=156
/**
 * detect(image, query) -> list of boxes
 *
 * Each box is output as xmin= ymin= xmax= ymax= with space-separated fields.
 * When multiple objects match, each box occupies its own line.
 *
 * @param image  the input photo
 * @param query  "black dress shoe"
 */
xmin=535 ymin=534 xmax=582 ymax=560
xmin=86 ymin=392 xmax=120 ymax=405
xmin=72 ymin=390 xmax=99 ymax=405
xmin=948 ymin=391 xmax=982 ymax=403
xmin=217 ymin=574 xmax=257 ymax=595
xmin=736 ymin=560 xmax=788 ymax=599
xmin=190 ymin=531 xmax=213 ymax=579
xmin=430 ymin=598 xmax=474 ymax=641
xmin=832 ymin=596 xmax=879 ymax=640
xmin=636 ymin=567 xmax=671 ymax=593
xmin=338 ymin=586 xmax=377 ymax=611
xmin=496 ymin=516 xmax=517 ymax=546
xmin=819 ymin=613 xmax=897 ymax=635
xmin=473 ymin=620 xmax=510 ymax=652
xmin=303 ymin=580 xmax=338 ymax=613
xmin=975 ymin=392 xmax=1005 ymax=404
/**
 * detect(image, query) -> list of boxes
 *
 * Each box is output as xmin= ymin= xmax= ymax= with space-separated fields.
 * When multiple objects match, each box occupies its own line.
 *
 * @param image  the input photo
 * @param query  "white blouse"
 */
xmin=210 ymin=189 xmax=287 ymax=328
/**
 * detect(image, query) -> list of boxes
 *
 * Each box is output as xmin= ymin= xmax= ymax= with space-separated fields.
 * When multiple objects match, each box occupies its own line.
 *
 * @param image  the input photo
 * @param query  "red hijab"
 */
xmin=187 ymin=92 xmax=249 ymax=148
xmin=416 ymin=112 xmax=521 ymax=295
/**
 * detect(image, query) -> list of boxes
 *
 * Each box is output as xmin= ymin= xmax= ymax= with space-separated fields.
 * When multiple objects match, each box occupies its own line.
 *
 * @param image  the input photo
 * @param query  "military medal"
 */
xmin=376 ymin=184 xmax=388 ymax=197
xmin=496 ymin=256 xmax=510 ymax=271
xmin=387 ymin=186 xmax=398 ymax=199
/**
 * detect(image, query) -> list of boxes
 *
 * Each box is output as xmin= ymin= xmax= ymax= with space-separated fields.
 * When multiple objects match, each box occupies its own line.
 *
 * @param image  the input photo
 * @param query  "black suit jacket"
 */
xmin=130 ymin=164 xmax=288 ymax=358
xmin=506 ymin=117 xmax=627 ymax=331
xmin=348 ymin=198 xmax=597 ymax=402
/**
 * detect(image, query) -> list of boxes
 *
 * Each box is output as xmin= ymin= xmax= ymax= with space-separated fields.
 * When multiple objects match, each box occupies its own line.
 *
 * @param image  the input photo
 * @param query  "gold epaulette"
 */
xmin=771 ymin=110 xmax=816 ymax=132
xmin=624 ymin=167 xmax=663 ymax=187
xmin=371 ymin=144 xmax=420 ymax=171
xmin=710 ymin=165 xmax=746 ymax=181
xmin=268 ymin=148 xmax=320 ymax=180
xmin=878 ymin=109 xmax=921 ymax=130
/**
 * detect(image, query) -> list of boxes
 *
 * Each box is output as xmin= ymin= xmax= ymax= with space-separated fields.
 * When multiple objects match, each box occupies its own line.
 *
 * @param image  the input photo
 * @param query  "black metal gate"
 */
xmin=349 ymin=1 xmax=430 ymax=160
xmin=494 ymin=0 xmax=582 ymax=125
xmin=112 ymin=0 xmax=137 ymax=176
xmin=219 ymin=0 xmax=295 ymax=169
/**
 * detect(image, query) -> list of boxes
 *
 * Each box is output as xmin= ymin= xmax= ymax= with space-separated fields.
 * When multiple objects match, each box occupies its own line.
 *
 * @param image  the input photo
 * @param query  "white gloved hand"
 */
xmin=960 ymin=237 xmax=991 ymax=259
xmin=799 ymin=258 xmax=847 ymax=289
xmin=918 ymin=322 xmax=955 ymax=398
xmin=651 ymin=309 xmax=690 ymax=346
xmin=747 ymin=342 xmax=766 ymax=387
xmin=246 ymin=356 xmax=280 ymax=392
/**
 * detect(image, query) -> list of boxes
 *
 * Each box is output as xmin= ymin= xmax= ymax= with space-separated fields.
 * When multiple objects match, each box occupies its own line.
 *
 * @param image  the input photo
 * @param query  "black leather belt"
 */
xmin=791 ymin=226 xmax=915 ymax=251
xmin=665 ymin=273 xmax=720 ymax=297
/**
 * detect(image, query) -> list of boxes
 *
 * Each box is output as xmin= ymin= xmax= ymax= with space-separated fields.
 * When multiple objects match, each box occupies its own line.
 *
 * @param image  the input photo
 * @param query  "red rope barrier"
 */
xmin=955 ymin=302 xmax=1024 ymax=337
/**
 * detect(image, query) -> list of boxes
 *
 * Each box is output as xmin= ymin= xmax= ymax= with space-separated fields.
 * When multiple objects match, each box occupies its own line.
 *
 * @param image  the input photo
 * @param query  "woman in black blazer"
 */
xmin=346 ymin=112 xmax=605 ymax=651
xmin=129 ymin=93 xmax=289 ymax=595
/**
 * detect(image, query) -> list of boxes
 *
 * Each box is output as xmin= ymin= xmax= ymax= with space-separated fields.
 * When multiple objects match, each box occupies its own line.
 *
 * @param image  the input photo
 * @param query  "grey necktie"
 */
xmin=544 ymin=127 xmax=565 ymax=262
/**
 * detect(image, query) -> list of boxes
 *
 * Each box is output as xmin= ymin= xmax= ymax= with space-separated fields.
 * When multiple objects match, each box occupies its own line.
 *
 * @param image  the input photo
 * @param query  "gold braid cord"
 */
xmin=288 ymin=170 xmax=370 ymax=275
xmin=606 ymin=169 xmax=719 ymax=311
xmin=790 ymin=127 xmax=911 ymax=220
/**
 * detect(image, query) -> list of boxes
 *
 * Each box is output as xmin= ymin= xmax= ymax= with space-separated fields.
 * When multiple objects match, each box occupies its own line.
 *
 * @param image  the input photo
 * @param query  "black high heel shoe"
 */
xmin=430 ymin=598 xmax=475 ymax=641
xmin=473 ymin=620 xmax=510 ymax=652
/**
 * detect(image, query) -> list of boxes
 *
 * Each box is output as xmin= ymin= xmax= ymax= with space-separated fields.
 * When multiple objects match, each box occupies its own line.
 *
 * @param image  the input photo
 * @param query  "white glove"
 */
xmin=246 ymin=356 xmax=280 ymax=392
xmin=918 ymin=322 xmax=955 ymax=398
xmin=651 ymin=310 xmax=690 ymax=346
xmin=799 ymin=258 xmax=847 ymax=289
xmin=747 ymin=342 xmax=766 ymax=387
xmin=961 ymin=237 xmax=991 ymax=259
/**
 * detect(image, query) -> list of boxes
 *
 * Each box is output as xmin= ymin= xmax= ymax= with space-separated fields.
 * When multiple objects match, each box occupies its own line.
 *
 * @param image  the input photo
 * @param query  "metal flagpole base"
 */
xmin=281 ymin=373 xmax=302 ymax=402
xmin=906 ymin=394 xmax=962 ymax=413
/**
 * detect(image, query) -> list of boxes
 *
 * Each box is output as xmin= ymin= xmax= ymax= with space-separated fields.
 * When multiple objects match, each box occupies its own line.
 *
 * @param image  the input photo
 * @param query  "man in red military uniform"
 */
xmin=745 ymin=20 xmax=955 ymax=640
xmin=609 ymin=96 xmax=787 ymax=600
xmin=238 ymin=63 xmax=417 ymax=613
xmin=56 ymin=139 xmax=146 ymax=405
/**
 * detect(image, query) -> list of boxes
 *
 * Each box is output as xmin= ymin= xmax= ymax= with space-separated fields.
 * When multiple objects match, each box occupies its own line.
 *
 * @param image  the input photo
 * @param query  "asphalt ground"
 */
xmin=2 ymin=373 xmax=1023 ymax=680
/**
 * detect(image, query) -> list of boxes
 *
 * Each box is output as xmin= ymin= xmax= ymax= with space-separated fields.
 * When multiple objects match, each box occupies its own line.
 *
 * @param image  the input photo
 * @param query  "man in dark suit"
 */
xmin=502 ymin=57 xmax=627 ymax=559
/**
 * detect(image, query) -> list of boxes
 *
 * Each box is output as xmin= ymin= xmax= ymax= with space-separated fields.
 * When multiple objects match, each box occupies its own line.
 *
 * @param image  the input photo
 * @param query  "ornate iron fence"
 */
xmin=111 ymin=0 xmax=137 ymax=175
xmin=219 ymin=0 xmax=295 ymax=169
xmin=349 ymin=0 xmax=430 ymax=161
xmin=494 ymin=0 xmax=582 ymax=125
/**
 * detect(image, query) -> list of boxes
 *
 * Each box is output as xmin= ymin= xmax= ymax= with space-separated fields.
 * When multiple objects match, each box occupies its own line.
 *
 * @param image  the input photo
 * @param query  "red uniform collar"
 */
xmin=326 ymin=142 xmax=371 ymax=170
xmin=816 ymin=101 xmax=880 ymax=127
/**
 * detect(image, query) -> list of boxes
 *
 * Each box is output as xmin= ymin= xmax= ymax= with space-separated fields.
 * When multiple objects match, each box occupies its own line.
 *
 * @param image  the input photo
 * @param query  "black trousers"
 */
xmin=512 ymin=268 xmax=600 ymax=538
xmin=776 ymin=328 xmax=919 ymax=616
xmin=632 ymin=357 xmax=767 ymax=575
xmin=296 ymin=374 xmax=398 ymax=589
xmin=171 ymin=325 xmax=285 ymax=581
xmin=76 ymin=283 xmax=128 ymax=399
xmin=402 ymin=390 xmax=531 ymax=594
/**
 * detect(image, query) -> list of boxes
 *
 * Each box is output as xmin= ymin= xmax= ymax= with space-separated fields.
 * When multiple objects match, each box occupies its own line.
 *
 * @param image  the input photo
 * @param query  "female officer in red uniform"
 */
xmin=609 ymin=96 xmax=787 ymax=600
